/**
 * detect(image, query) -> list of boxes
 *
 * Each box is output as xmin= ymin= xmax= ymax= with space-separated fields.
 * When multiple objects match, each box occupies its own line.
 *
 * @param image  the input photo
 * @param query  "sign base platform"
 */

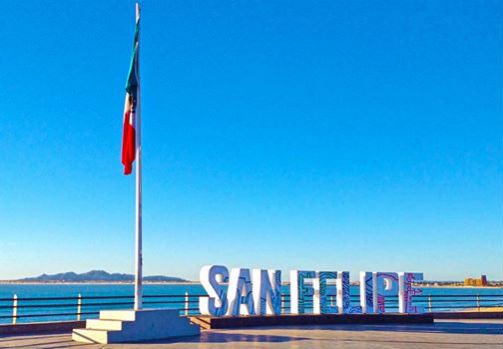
xmin=189 ymin=313 xmax=434 ymax=329
xmin=72 ymin=309 xmax=200 ymax=344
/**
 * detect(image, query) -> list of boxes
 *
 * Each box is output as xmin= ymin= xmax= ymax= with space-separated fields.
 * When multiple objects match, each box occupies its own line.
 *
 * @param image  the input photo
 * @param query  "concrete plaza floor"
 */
xmin=0 ymin=320 xmax=500 ymax=349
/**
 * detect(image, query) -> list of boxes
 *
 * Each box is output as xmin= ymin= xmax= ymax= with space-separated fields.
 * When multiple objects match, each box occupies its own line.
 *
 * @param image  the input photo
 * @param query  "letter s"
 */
xmin=199 ymin=265 xmax=229 ymax=316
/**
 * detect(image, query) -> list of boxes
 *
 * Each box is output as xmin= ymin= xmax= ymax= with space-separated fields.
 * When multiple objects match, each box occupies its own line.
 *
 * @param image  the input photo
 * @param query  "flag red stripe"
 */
xmin=122 ymin=109 xmax=136 ymax=175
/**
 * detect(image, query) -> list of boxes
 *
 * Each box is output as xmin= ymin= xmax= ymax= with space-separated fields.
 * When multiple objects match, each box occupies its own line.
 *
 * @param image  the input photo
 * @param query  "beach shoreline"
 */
xmin=0 ymin=281 xmax=200 ymax=285
xmin=0 ymin=281 xmax=500 ymax=288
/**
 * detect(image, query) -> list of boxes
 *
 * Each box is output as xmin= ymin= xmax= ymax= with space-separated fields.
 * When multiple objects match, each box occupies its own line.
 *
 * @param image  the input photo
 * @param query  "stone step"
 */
xmin=100 ymin=309 xmax=136 ymax=321
xmin=72 ymin=328 xmax=114 ymax=344
xmin=86 ymin=319 xmax=124 ymax=331
xmin=73 ymin=309 xmax=200 ymax=344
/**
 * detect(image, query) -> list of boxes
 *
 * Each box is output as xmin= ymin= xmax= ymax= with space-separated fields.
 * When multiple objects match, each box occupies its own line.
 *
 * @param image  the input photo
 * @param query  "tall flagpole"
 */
xmin=134 ymin=2 xmax=143 ymax=311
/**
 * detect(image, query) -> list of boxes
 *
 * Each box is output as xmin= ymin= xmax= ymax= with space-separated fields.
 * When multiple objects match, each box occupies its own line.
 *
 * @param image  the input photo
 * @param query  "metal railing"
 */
xmin=0 ymin=292 xmax=501 ymax=324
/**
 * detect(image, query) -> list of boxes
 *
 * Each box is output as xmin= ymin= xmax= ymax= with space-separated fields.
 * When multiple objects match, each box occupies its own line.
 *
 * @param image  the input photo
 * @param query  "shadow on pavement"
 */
xmin=150 ymin=332 xmax=310 ymax=344
xmin=262 ymin=321 xmax=502 ymax=335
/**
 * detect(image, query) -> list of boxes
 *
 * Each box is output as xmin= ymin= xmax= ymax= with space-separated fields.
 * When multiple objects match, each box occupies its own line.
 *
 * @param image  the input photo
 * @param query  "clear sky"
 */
xmin=0 ymin=1 xmax=500 ymax=281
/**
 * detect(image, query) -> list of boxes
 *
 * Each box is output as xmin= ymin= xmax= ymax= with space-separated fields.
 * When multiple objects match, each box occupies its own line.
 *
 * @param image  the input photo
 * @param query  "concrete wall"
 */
xmin=0 ymin=320 xmax=85 ymax=335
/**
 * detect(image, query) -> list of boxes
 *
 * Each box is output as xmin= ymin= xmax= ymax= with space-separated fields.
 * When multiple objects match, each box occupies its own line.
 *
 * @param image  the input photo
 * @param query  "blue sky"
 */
xmin=0 ymin=1 xmax=500 ymax=281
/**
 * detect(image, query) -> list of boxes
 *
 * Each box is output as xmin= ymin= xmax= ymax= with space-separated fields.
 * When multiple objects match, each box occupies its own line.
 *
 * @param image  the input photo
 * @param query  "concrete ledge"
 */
xmin=432 ymin=311 xmax=503 ymax=320
xmin=0 ymin=320 xmax=86 ymax=335
xmin=2 ymin=311 xmax=498 ymax=336
xmin=189 ymin=313 xmax=434 ymax=329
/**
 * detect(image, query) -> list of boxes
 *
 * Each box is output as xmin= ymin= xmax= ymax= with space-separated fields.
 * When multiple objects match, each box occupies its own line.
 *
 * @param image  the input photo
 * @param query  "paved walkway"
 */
xmin=0 ymin=320 xmax=500 ymax=349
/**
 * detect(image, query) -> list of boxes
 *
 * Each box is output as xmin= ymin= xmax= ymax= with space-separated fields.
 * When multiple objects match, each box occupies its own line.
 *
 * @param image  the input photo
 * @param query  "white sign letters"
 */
xmin=199 ymin=265 xmax=423 ymax=317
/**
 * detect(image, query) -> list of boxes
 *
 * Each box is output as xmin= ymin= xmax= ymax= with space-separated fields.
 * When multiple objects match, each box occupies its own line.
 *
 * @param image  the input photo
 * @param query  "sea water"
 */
xmin=0 ymin=284 xmax=501 ymax=324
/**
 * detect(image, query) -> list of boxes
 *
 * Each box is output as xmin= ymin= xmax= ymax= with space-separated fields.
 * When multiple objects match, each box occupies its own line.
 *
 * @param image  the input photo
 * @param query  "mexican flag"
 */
xmin=121 ymin=13 xmax=140 ymax=175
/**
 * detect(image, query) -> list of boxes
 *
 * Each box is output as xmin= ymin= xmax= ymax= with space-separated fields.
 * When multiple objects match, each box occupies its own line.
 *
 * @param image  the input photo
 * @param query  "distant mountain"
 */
xmin=16 ymin=270 xmax=186 ymax=283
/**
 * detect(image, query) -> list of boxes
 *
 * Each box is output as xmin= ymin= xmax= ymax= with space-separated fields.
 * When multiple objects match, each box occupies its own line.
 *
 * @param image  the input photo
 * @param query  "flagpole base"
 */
xmin=72 ymin=309 xmax=200 ymax=344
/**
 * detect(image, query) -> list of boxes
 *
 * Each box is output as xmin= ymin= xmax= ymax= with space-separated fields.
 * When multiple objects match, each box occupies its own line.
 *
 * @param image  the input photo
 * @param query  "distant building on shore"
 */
xmin=463 ymin=275 xmax=488 ymax=286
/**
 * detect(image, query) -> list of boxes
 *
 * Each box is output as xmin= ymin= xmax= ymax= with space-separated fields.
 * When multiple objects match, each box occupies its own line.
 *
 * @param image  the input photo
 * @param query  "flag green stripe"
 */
xmin=125 ymin=20 xmax=140 ymax=99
